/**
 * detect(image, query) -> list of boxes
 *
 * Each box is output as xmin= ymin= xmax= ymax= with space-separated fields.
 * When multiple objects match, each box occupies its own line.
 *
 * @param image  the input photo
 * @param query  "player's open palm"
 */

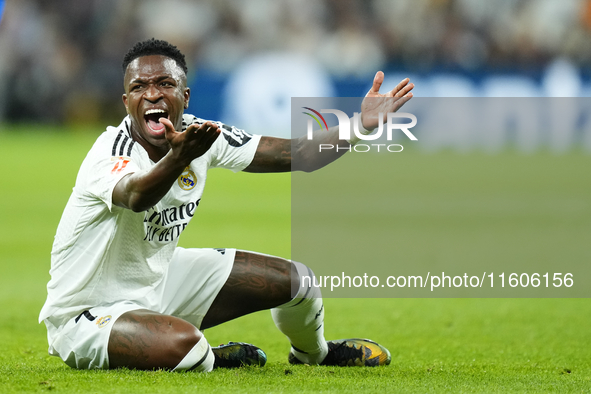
xmin=360 ymin=71 xmax=414 ymax=130
xmin=161 ymin=118 xmax=220 ymax=165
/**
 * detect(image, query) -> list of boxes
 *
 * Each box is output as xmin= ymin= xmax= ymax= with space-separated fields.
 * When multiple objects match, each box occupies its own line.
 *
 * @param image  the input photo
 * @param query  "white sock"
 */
xmin=172 ymin=335 xmax=215 ymax=372
xmin=271 ymin=261 xmax=328 ymax=364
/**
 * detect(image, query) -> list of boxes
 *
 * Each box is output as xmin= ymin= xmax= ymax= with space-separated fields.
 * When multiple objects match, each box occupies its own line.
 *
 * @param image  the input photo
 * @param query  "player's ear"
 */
xmin=122 ymin=94 xmax=129 ymax=114
xmin=184 ymin=87 xmax=190 ymax=110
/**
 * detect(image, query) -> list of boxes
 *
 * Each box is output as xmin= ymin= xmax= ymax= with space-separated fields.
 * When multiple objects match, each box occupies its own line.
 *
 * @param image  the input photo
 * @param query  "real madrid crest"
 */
xmin=96 ymin=315 xmax=112 ymax=328
xmin=178 ymin=167 xmax=197 ymax=190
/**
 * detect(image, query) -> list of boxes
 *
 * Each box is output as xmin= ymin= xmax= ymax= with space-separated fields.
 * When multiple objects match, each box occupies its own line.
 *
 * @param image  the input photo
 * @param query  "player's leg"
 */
xmin=167 ymin=248 xmax=389 ymax=367
xmin=107 ymin=309 xmax=266 ymax=371
xmin=201 ymin=251 xmax=329 ymax=364
xmin=200 ymin=251 xmax=294 ymax=328
xmin=43 ymin=302 xmax=216 ymax=371
xmin=275 ymin=262 xmax=392 ymax=367
xmin=201 ymin=251 xmax=391 ymax=367
xmin=270 ymin=260 xmax=329 ymax=364
xmin=107 ymin=309 xmax=214 ymax=371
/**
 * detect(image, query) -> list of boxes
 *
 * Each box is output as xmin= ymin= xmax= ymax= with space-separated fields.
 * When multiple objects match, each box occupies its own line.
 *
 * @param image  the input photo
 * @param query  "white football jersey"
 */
xmin=39 ymin=115 xmax=261 ymax=326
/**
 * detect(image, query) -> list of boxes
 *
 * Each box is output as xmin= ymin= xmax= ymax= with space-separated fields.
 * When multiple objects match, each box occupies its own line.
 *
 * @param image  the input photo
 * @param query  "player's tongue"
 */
xmin=148 ymin=118 xmax=165 ymax=132
xmin=144 ymin=112 xmax=168 ymax=133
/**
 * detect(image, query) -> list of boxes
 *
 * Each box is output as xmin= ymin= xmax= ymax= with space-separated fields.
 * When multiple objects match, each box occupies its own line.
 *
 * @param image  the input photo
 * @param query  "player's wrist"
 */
xmin=347 ymin=114 xmax=374 ymax=146
xmin=163 ymin=150 xmax=192 ymax=173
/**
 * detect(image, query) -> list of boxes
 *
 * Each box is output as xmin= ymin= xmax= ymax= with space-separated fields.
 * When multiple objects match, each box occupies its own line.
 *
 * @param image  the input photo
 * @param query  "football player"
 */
xmin=39 ymin=38 xmax=414 ymax=371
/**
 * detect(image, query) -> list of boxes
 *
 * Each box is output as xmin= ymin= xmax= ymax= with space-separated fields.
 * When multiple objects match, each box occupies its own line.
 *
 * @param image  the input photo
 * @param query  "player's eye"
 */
xmin=131 ymin=85 xmax=144 ymax=92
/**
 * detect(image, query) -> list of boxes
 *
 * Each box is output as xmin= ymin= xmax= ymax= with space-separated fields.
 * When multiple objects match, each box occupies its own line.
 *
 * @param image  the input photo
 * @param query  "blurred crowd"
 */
xmin=1 ymin=0 xmax=591 ymax=124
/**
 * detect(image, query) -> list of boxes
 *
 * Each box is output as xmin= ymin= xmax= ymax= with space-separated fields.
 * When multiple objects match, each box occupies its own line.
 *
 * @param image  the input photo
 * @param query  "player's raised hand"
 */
xmin=360 ymin=71 xmax=414 ymax=130
xmin=160 ymin=118 xmax=220 ymax=165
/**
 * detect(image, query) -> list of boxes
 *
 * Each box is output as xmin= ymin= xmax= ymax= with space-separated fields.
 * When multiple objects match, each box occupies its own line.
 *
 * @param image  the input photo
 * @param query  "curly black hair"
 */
xmin=122 ymin=38 xmax=188 ymax=75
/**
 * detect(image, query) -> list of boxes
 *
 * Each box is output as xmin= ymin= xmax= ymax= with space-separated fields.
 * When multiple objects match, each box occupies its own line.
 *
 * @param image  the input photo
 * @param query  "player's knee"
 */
xmin=171 ymin=325 xmax=203 ymax=360
xmin=291 ymin=261 xmax=322 ymax=300
xmin=108 ymin=311 xmax=205 ymax=370
xmin=170 ymin=327 xmax=214 ymax=372
xmin=172 ymin=332 xmax=214 ymax=372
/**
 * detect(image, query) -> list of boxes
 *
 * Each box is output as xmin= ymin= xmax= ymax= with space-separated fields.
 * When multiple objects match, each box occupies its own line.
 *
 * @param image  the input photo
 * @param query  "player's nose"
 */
xmin=144 ymin=84 xmax=163 ymax=102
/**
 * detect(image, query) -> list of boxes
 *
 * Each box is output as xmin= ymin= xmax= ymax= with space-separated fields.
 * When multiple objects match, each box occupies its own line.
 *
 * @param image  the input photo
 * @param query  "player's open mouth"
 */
xmin=144 ymin=109 xmax=169 ymax=133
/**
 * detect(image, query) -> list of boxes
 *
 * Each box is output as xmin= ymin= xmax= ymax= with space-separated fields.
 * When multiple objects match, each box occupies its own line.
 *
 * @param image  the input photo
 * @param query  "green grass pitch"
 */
xmin=0 ymin=126 xmax=590 ymax=393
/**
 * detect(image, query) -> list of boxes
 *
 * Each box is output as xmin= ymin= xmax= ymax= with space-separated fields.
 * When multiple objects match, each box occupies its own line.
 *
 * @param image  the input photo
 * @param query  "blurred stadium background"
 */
xmin=1 ymin=0 xmax=591 ymax=143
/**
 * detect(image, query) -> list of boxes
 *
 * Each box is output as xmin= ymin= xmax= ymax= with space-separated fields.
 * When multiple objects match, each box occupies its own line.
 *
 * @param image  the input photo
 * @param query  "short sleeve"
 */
xmin=207 ymin=122 xmax=261 ymax=172
xmin=78 ymin=129 xmax=142 ymax=211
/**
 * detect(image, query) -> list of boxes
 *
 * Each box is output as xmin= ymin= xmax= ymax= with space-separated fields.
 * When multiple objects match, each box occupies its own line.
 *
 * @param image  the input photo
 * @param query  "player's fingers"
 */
xmin=188 ymin=122 xmax=220 ymax=144
xmin=394 ymin=82 xmax=414 ymax=98
xmin=186 ymin=121 xmax=212 ymax=135
xmin=185 ymin=123 xmax=199 ymax=135
xmin=202 ymin=122 xmax=220 ymax=138
xmin=189 ymin=122 xmax=220 ymax=154
xmin=160 ymin=118 xmax=177 ymax=137
xmin=198 ymin=122 xmax=220 ymax=140
xmin=368 ymin=71 xmax=384 ymax=94
xmin=205 ymin=127 xmax=221 ymax=145
xmin=392 ymin=93 xmax=413 ymax=111
xmin=389 ymin=78 xmax=411 ymax=97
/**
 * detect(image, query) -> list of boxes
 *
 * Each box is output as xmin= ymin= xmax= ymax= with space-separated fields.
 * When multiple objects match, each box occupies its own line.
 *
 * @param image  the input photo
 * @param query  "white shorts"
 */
xmin=44 ymin=247 xmax=236 ymax=369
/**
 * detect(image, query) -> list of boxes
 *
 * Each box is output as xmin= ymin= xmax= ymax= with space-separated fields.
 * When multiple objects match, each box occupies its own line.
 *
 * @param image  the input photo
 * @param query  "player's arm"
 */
xmin=112 ymin=119 xmax=220 ymax=212
xmin=243 ymin=125 xmax=345 ymax=173
xmin=243 ymin=72 xmax=414 ymax=173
